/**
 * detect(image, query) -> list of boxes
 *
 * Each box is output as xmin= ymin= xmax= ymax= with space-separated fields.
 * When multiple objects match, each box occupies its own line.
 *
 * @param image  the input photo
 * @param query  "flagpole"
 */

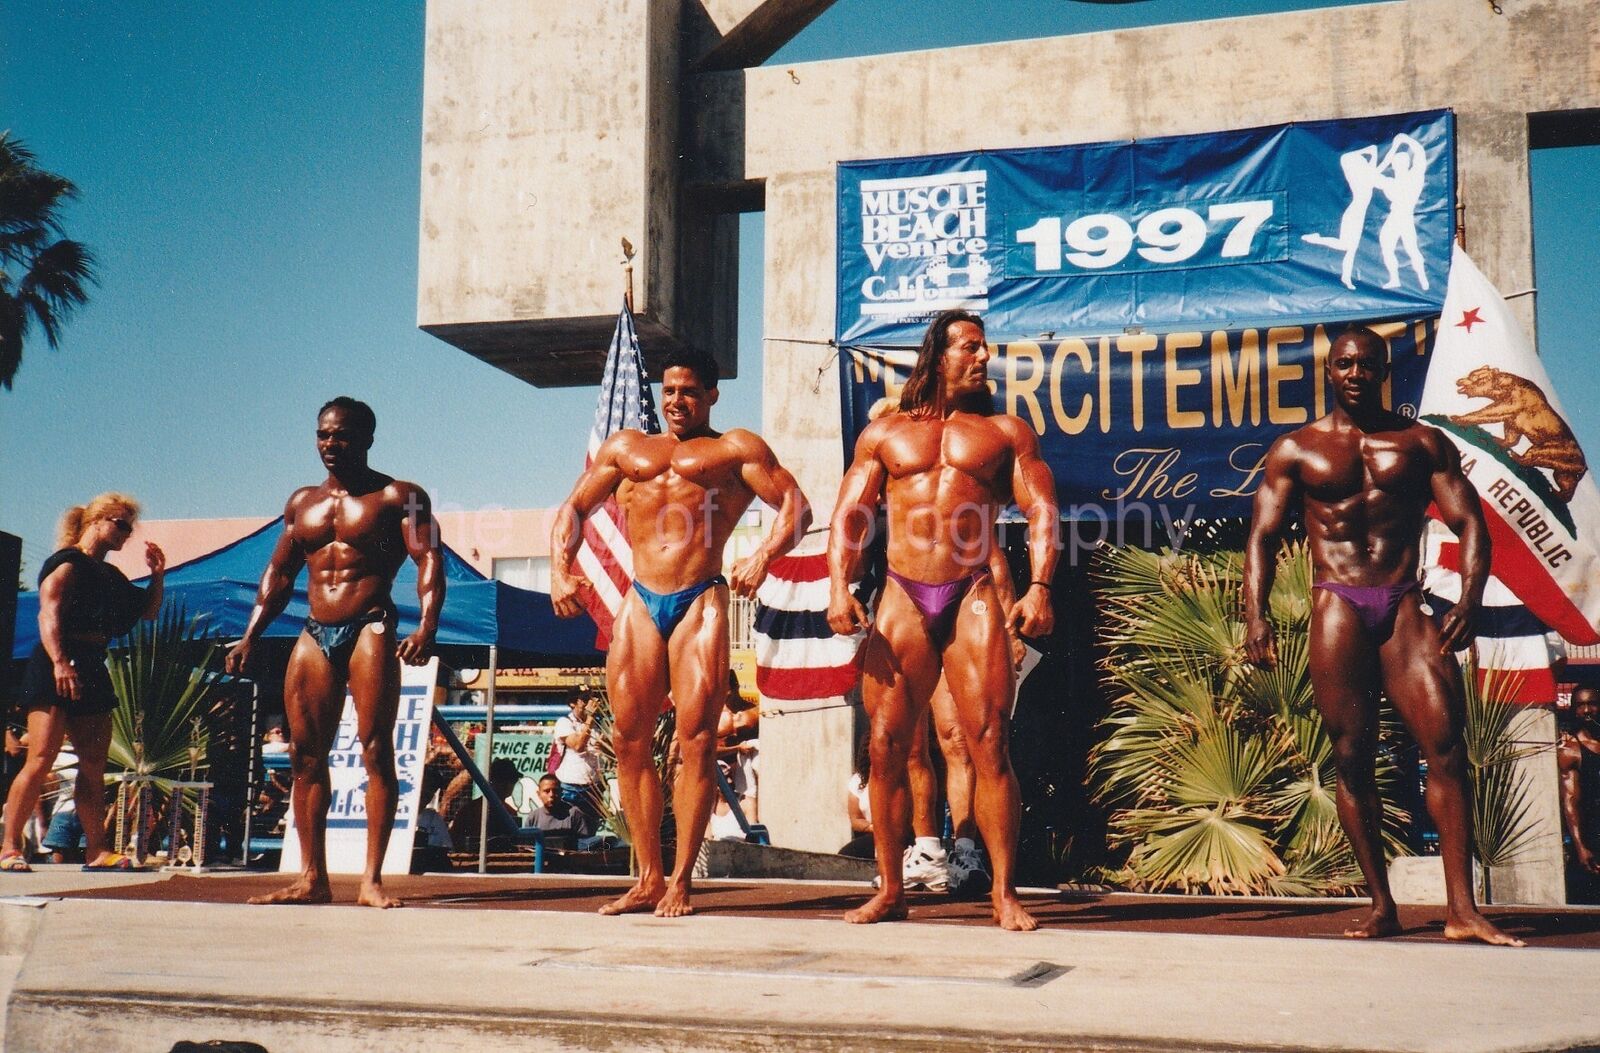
xmin=621 ymin=236 xmax=635 ymax=312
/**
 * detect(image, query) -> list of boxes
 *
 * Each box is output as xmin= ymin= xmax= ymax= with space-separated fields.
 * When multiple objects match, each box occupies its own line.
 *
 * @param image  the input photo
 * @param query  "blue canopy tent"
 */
xmin=11 ymin=517 xmax=603 ymax=664
xmin=10 ymin=518 xmax=606 ymax=871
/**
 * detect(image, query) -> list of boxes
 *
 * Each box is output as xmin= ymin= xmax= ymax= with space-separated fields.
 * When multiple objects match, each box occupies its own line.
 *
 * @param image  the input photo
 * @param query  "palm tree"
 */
xmin=0 ymin=132 xmax=96 ymax=389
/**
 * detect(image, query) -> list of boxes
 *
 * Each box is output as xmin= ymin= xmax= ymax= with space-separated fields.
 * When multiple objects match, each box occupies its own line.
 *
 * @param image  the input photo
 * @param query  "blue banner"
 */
xmin=836 ymin=111 xmax=1453 ymax=345
xmin=841 ymin=318 xmax=1437 ymax=519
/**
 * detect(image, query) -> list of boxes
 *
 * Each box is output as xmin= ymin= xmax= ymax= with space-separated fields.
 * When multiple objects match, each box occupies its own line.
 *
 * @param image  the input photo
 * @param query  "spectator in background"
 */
xmin=552 ymin=693 xmax=603 ymax=821
xmin=255 ymin=766 xmax=293 ymax=837
xmin=706 ymin=760 xmax=748 ymax=842
xmin=41 ymin=766 xmax=85 ymax=864
xmin=1 ymin=725 xmax=27 ymax=807
xmin=1559 ymin=686 xmax=1600 ymax=877
xmin=525 ymin=773 xmax=595 ymax=846
xmin=717 ymin=672 xmax=759 ymax=821
xmin=840 ymin=735 xmax=875 ymax=860
xmin=260 ymin=718 xmax=290 ymax=755
xmin=447 ymin=758 xmax=522 ymax=850
xmin=411 ymin=803 xmax=454 ymax=874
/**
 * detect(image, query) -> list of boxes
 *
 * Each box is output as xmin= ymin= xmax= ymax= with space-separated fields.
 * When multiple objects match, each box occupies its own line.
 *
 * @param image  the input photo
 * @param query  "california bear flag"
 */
xmin=1419 ymin=245 xmax=1600 ymax=645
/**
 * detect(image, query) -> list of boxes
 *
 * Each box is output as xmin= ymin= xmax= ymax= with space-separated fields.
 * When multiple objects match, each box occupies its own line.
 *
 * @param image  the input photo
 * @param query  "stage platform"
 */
xmin=0 ymin=867 xmax=1595 ymax=1052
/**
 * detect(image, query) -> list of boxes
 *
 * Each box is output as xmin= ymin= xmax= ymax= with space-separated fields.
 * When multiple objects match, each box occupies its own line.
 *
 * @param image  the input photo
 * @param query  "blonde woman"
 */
xmin=1 ymin=494 xmax=165 ymax=871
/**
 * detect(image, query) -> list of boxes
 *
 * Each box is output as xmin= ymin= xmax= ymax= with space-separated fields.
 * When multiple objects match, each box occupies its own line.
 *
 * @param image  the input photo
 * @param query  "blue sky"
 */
xmin=2 ymin=0 xmax=1594 ymax=575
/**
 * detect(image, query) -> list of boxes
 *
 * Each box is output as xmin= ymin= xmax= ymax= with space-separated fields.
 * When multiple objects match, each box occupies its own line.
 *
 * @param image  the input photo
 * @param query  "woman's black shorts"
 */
xmin=19 ymin=644 xmax=119 ymax=717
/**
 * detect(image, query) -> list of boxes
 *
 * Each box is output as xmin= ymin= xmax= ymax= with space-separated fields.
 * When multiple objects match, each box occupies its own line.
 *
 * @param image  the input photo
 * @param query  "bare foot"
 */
xmin=357 ymin=882 xmax=404 ymax=909
xmin=1444 ymin=910 xmax=1525 ymax=947
xmin=844 ymin=889 xmax=908 ymax=924
xmin=992 ymin=894 xmax=1039 ymax=932
xmin=654 ymin=882 xmax=694 ymax=918
xmin=1343 ymin=905 xmax=1402 ymax=939
xmin=599 ymin=879 xmax=666 ymax=916
xmin=248 ymin=877 xmax=332 ymax=905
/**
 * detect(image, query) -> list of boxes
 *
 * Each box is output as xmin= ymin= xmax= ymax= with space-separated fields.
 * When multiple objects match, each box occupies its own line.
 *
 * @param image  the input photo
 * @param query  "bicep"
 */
xmin=1004 ymin=422 xmax=1055 ymax=508
xmin=737 ymin=437 xmax=801 ymax=508
xmin=401 ymin=486 xmax=440 ymax=562
xmin=839 ymin=428 xmax=889 ymax=509
xmin=1248 ymin=442 xmax=1299 ymax=537
xmin=564 ymin=451 xmax=626 ymax=516
xmin=38 ymin=565 xmax=75 ymax=616
xmin=1428 ymin=438 xmax=1481 ymax=528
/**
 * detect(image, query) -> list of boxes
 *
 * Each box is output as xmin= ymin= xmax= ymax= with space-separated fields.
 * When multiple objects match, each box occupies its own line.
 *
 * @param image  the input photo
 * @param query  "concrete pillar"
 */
xmin=755 ymin=170 xmax=855 ymax=853
xmin=1488 ymin=708 xmax=1566 ymax=905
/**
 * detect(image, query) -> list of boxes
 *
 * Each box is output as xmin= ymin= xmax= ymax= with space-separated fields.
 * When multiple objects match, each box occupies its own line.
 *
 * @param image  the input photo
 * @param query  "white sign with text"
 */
xmin=281 ymin=658 xmax=439 ymax=875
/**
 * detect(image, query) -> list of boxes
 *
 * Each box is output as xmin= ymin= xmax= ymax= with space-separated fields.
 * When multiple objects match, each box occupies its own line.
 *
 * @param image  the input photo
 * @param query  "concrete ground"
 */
xmin=1 ymin=868 xmax=1597 ymax=1053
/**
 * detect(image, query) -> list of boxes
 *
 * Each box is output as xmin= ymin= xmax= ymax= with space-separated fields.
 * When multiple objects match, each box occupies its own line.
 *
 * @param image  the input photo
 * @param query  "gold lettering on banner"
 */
xmin=1164 ymin=331 xmax=1205 ymax=430
xmin=1102 ymin=447 xmax=1198 ymax=502
xmin=1051 ymin=339 xmax=1093 ymax=435
xmin=1098 ymin=336 xmax=1112 ymax=434
xmin=1005 ymin=341 xmax=1046 ymax=434
xmin=1312 ymin=323 xmax=1330 ymax=419
xmin=851 ymin=348 xmax=881 ymax=385
xmin=1266 ymin=326 xmax=1308 ymax=425
xmin=883 ymin=361 xmax=905 ymax=402
xmin=1209 ymin=442 xmax=1269 ymax=498
xmin=1211 ymin=330 xmax=1261 ymax=427
xmin=1117 ymin=334 xmax=1157 ymax=433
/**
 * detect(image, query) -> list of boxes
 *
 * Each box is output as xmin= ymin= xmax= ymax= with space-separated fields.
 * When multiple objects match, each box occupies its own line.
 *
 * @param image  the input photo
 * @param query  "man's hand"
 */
xmin=1438 ymin=600 xmax=1476 ymax=655
xmin=1006 ymin=583 xmax=1053 ymax=638
xmin=1578 ymin=849 xmax=1600 ymax=877
xmin=827 ymin=590 xmax=871 ymax=636
xmin=1244 ymin=616 xmax=1278 ymax=669
xmin=144 ymin=542 xmax=166 ymax=576
xmin=550 ymin=567 xmax=592 ymax=619
xmin=52 ymin=660 xmax=81 ymax=701
xmin=396 ymin=628 xmax=434 ymax=666
xmin=729 ymin=551 xmax=772 ymax=598
xmin=223 ymin=638 xmax=253 ymax=676
xmin=1009 ymin=630 xmax=1027 ymax=671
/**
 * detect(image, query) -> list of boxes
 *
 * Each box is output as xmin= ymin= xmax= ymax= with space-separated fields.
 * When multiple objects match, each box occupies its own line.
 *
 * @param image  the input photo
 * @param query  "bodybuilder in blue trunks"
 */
xmin=225 ymin=397 xmax=444 ymax=908
xmin=550 ymin=348 xmax=810 ymax=917
xmin=1244 ymin=326 xmax=1520 ymax=946
xmin=827 ymin=310 xmax=1059 ymax=931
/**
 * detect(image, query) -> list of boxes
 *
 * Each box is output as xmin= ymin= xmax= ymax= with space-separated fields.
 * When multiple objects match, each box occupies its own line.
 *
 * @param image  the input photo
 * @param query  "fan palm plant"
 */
xmin=104 ymin=603 xmax=228 ymax=856
xmin=0 ymin=133 xmax=96 ymax=388
xmin=1462 ymin=664 xmax=1543 ymax=870
xmin=1091 ymin=541 xmax=1411 ymax=895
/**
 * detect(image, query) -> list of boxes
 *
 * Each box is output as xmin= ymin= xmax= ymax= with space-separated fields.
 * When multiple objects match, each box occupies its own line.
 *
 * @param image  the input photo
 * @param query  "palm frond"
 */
xmin=105 ymin=603 xmax=225 ymax=796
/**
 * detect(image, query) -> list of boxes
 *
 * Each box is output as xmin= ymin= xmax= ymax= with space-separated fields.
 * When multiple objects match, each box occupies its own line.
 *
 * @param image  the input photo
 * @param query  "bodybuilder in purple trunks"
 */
xmin=1244 ymin=326 xmax=1520 ymax=946
xmin=827 ymin=309 xmax=1058 ymax=931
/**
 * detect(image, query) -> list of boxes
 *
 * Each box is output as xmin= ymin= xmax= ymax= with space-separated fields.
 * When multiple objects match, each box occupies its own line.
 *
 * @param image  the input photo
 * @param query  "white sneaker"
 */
xmin=947 ymin=841 xmax=991 ymax=899
xmin=902 ymin=843 xmax=949 ymax=892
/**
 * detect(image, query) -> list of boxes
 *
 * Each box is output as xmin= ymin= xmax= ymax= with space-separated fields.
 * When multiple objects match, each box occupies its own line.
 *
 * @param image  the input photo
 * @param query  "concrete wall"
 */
xmin=419 ymin=0 xmax=686 ymax=386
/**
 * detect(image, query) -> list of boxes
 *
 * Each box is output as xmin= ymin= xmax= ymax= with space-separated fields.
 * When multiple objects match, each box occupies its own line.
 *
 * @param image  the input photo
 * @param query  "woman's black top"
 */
xmin=35 ymin=548 xmax=146 ymax=639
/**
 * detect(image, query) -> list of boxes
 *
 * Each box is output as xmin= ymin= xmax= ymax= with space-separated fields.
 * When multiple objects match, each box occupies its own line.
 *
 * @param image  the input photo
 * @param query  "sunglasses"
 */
xmin=109 ymin=517 xmax=134 ymax=534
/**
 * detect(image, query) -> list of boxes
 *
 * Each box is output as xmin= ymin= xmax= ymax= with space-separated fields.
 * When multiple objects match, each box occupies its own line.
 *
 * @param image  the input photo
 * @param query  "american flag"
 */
xmin=576 ymin=300 xmax=660 ymax=647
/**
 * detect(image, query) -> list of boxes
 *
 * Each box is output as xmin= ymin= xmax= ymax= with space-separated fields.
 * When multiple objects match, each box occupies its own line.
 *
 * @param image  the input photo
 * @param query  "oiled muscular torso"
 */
xmin=1288 ymin=415 xmax=1443 ymax=587
xmin=612 ymin=430 xmax=757 ymax=591
xmin=875 ymin=411 xmax=1016 ymax=582
xmin=288 ymin=477 xmax=417 ymax=622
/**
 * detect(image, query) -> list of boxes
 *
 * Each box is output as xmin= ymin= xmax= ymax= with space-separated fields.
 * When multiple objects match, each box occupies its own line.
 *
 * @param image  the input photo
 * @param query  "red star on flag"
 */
xmin=1456 ymin=307 xmax=1484 ymax=333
